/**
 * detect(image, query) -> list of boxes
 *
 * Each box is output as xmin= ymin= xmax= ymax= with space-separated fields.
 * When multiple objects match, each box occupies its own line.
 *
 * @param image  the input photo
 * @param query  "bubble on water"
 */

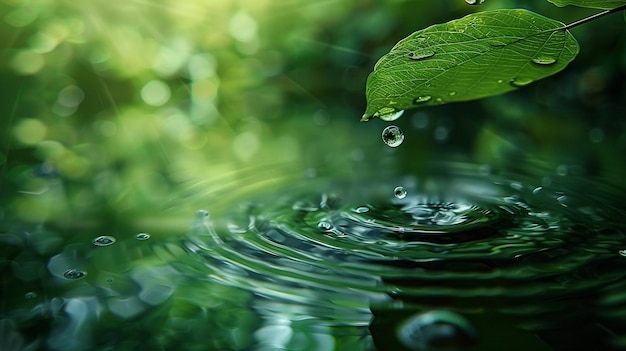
xmin=394 ymin=186 xmax=407 ymax=199
xmin=318 ymin=221 xmax=334 ymax=232
xmin=135 ymin=233 xmax=150 ymax=240
xmin=397 ymin=310 xmax=477 ymax=351
xmin=63 ymin=269 xmax=86 ymax=280
xmin=354 ymin=206 xmax=370 ymax=214
xmin=413 ymin=96 xmax=432 ymax=105
xmin=465 ymin=0 xmax=485 ymax=4
xmin=408 ymin=50 xmax=435 ymax=61
xmin=382 ymin=125 xmax=405 ymax=148
xmin=531 ymin=56 xmax=557 ymax=65
xmin=24 ymin=291 xmax=37 ymax=299
xmin=92 ymin=235 xmax=116 ymax=247
xmin=376 ymin=107 xmax=405 ymax=122
xmin=509 ymin=77 xmax=534 ymax=87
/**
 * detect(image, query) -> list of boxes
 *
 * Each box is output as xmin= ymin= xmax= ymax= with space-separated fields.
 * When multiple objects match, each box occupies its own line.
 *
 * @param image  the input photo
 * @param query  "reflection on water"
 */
xmin=2 ymin=161 xmax=626 ymax=350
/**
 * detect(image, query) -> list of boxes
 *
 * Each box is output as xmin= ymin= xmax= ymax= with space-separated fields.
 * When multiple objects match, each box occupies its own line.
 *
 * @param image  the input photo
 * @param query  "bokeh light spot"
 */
xmin=141 ymin=80 xmax=171 ymax=107
xmin=11 ymin=50 xmax=44 ymax=75
xmin=13 ymin=118 xmax=47 ymax=145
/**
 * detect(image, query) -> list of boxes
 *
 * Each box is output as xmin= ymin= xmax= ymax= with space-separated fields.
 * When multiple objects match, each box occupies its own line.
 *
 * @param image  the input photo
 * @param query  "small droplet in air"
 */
xmin=531 ymin=56 xmax=557 ymax=65
xmin=382 ymin=125 xmax=405 ymax=148
xmin=378 ymin=108 xmax=405 ymax=122
xmin=63 ymin=269 xmax=86 ymax=280
xmin=394 ymin=186 xmax=407 ymax=199
xmin=397 ymin=310 xmax=478 ymax=351
xmin=408 ymin=50 xmax=435 ymax=61
xmin=92 ymin=235 xmax=116 ymax=247
xmin=465 ymin=0 xmax=485 ymax=4
xmin=509 ymin=77 xmax=534 ymax=87
xmin=413 ymin=95 xmax=432 ymax=104
xmin=135 ymin=233 xmax=150 ymax=240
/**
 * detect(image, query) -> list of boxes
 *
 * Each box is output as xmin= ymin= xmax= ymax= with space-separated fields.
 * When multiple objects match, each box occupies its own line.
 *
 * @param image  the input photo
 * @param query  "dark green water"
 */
xmin=2 ymin=160 xmax=626 ymax=351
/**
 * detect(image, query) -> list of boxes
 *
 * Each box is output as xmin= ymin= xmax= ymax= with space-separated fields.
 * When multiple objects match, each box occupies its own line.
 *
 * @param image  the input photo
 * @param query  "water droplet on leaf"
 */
xmin=64 ymin=269 xmax=86 ymax=280
xmin=465 ymin=0 xmax=485 ymax=4
xmin=394 ymin=186 xmax=407 ymax=199
xmin=408 ymin=50 xmax=435 ymax=61
xmin=532 ymin=56 xmax=557 ymax=65
xmin=378 ymin=108 xmax=405 ymax=122
xmin=136 ymin=233 xmax=150 ymax=240
xmin=413 ymin=96 xmax=432 ymax=104
xmin=318 ymin=221 xmax=333 ymax=232
xmin=382 ymin=125 xmax=405 ymax=148
xmin=509 ymin=77 xmax=533 ymax=87
xmin=92 ymin=235 xmax=116 ymax=247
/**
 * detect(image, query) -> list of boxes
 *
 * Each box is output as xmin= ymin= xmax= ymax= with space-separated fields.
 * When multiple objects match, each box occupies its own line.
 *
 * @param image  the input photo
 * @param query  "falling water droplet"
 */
xmin=531 ymin=56 xmax=557 ymax=65
xmin=63 ymin=269 xmax=86 ymax=280
xmin=509 ymin=77 xmax=534 ymax=87
xmin=465 ymin=0 xmax=485 ymax=4
xmin=413 ymin=96 xmax=432 ymax=104
xmin=92 ymin=235 xmax=116 ymax=247
xmin=382 ymin=125 xmax=405 ymax=148
xmin=397 ymin=310 xmax=478 ymax=351
xmin=408 ymin=50 xmax=435 ymax=61
xmin=135 ymin=233 xmax=151 ymax=240
xmin=394 ymin=186 xmax=407 ymax=199
xmin=379 ymin=108 xmax=405 ymax=122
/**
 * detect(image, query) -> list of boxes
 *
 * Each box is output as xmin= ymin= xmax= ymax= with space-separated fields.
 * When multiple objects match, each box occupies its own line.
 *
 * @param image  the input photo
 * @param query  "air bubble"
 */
xmin=63 ymin=269 xmax=86 ymax=280
xmin=354 ymin=206 xmax=370 ymax=214
xmin=382 ymin=125 xmax=405 ymax=148
xmin=413 ymin=96 xmax=432 ymax=105
xmin=394 ymin=186 xmax=407 ymax=199
xmin=135 ymin=233 xmax=150 ymax=240
xmin=397 ymin=310 xmax=477 ymax=351
xmin=92 ymin=235 xmax=116 ymax=247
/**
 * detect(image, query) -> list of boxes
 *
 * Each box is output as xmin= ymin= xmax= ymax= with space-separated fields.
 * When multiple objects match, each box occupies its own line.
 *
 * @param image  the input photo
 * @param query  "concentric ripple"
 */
xmin=182 ymin=164 xmax=626 ymax=337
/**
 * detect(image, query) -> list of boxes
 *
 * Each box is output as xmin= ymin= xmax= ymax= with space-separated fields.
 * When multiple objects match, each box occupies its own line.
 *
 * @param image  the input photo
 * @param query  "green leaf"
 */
xmin=547 ymin=0 xmax=626 ymax=9
xmin=362 ymin=9 xmax=579 ymax=121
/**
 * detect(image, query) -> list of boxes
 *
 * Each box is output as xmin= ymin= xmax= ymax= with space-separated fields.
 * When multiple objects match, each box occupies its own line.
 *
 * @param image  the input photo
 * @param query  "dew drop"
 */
xmin=408 ymin=50 xmax=435 ymax=61
xmin=448 ymin=91 xmax=456 ymax=96
xmin=354 ymin=206 xmax=370 ymax=214
xmin=394 ymin=186 xmax=407 ymax=199
xmin=378 ymin=108 xmax=405 ymax=122
xmin=63 ymin=269 xmax=86 ymax=280
xmin=382 ymin=125 xmax=405 ymax=148
xmin=135 ymin=233 xmax=150 ymax=240
xmin=413 ymin=96 xmax=432 ymax=104
xmin=533 ymin=186 xmax=543 ymax=195
xmin=397 ymin=310 xmax=478 ymax=351
xmin=531 ymin=56 xmax=557 ymax=65
xmin=92 ymin=235 xmax=116 ymax=247
xmin=465 ymin=0 xmax=485 ymax=4
xmin=24 ymin=292 xmax=37 ymax=299
xmin=509 ymin=77 xmax=533 ymax=87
